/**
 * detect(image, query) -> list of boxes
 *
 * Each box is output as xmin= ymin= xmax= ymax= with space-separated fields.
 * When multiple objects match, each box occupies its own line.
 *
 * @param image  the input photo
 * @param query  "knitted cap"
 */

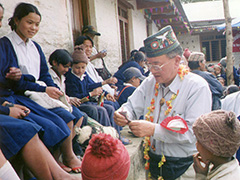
xmin=72 ymin=44 xmax=89 ymax=64
xmin=193 ymin=110 xmax=240 ymax=157
xmin=188 ymin=52 xmax=205 ymax=62
xmin=81 ymin=133 xmax=130 ymax=180
xmin=144 ymin=25 xmax=180 ymax=58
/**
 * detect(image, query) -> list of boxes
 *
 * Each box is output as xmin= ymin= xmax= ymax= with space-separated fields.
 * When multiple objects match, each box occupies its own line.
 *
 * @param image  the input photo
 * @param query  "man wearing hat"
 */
xmin=188 ymin=52 xmax=223 ymax=110
xmin=82 ymin=25 xmax=106 ymax=69
xmin=114 ymin=25 xmax=212 ymax=180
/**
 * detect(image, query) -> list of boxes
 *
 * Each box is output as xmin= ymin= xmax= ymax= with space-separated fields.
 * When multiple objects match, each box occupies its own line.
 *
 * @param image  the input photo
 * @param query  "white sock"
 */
xmin=0 ymin=161 xmax=20 ymax=180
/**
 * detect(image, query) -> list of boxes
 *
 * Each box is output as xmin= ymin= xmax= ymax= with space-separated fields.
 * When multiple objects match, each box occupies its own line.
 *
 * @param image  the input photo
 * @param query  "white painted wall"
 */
xmin=88 ymin=0 xmax=155 ymax=73
xmin=0 ymin=0 xmax=73 ymax=61
xmin=1 ymin=0 xmax=154 ymax=73
xmin=177 ymin=34 xmax=201 ymax=52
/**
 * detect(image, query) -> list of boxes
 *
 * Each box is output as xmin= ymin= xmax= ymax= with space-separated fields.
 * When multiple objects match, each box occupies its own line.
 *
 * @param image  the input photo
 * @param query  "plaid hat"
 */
xmin=81 ymin=133 xmax=130 ymax=180
xmin=188 ymin=52 xmax=205 ymax=62
xmin=144 ymin=25 xmax=180 ymax=58
xmin=193 ymin=110 xmax=240 ymax=157
xmin=123 ymin=67 xmax=146 ymax=82
xmin=72 ymin=44 xmax=89 ymax=64
xmin=82 ymin=25 xmax=101 ymax=36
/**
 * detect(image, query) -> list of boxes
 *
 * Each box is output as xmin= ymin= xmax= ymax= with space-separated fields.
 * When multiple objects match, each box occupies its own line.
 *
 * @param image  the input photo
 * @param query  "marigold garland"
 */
xmin=143 ymin=65 xmax=189 ymax=180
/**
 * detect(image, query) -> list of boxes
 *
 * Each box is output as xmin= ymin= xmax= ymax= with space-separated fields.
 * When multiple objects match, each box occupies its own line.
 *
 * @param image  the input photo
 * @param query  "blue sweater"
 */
xmin=0 ymin=36 xmax=57 ymax=97
xmin=65 ymin=70 xmax=104 ymax=99
xmin=113 ymin=61 xmax=145 ymax=87
xmin=117 ymin=85 xmax=136 ymax=106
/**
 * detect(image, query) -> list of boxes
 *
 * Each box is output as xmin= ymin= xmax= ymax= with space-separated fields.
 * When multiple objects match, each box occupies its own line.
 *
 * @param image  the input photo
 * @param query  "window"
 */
xmin=201 ymin=34 xmax=226 ymax=62
xmin=118 ymin=2 xmax=130 ymax=63
xmin=69 ymin=0 xmax=89 ymax=41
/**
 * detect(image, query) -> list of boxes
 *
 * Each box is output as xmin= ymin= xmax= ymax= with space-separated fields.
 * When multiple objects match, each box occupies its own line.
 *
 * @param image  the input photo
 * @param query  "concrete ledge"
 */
xmin=71 ymin=126 xmax=145 ymax=179
xmin=121 ymin=126 xmax=145 ymax=180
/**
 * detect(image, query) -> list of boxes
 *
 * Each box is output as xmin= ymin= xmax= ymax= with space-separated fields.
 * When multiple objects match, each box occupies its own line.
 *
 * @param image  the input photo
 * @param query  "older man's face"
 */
xmin=147 ymin=54 xmax=180 ymax=86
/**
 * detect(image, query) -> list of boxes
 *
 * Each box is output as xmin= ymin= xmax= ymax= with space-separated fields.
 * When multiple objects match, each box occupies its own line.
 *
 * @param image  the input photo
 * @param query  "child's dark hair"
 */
xmin=8 ymin=2 xmax=41 ymax=30
xmin=118 ymin=51 xmax=145 ymax=69
xmin=74 ymin=35 xmax=94 ymax=46
xmin=49 ymin=49 xmax=73 ymax=66
xmin=0 ymin=3 xmax=4 ymax=10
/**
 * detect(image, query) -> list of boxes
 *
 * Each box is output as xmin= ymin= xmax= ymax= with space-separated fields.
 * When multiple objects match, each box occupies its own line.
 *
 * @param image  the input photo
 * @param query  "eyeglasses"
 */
xmin=148 ymin=61 xmax=171 ymax=71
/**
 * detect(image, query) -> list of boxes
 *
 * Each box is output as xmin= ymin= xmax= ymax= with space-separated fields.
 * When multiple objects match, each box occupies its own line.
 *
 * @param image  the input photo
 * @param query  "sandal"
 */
xmin=120 ymin=136 xmax=132 ymax=145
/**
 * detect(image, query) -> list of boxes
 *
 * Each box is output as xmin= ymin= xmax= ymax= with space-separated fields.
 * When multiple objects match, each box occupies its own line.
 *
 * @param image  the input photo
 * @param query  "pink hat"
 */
xmin=183 ymin=48 xmax=191 ymax=59
xmin=81 ymin=133 xmax=130 ymax=180
xmin=193 ymin=110 xmax=240 ymax=157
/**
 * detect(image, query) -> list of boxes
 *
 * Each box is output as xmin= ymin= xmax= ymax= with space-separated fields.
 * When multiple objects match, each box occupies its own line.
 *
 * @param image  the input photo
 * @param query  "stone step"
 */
xmin=121 ymin=126 xmax=145 ymax=180
xmin=71 ymin=126 xmax=146 ymax=180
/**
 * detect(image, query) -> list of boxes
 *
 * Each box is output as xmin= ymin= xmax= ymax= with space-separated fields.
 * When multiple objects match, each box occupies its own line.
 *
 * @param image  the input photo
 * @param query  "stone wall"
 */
xmin=0 ymin=0 xmax=73 ymax=62
xmin=177 ymin=33 xmax=201 ymax=52
xmin=0 ymin=0 xmax=157 ymax=73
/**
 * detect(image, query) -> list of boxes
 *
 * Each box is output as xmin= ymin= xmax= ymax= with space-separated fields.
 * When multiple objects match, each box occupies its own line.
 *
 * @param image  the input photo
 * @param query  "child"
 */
xmin=193 ymin=110 xmax=240 ymax=179
xmin=117 ymin=67 xmax=145 ymax=106
xmin=48 ymin=49 xmax=97 ymax=125
xmin=65 ymin=45 xmax=120 ymax=132
xmin=0 ymin=2 xmax=81 ymax=173
xmin=81 ymin=133 xmax=130 ymax=180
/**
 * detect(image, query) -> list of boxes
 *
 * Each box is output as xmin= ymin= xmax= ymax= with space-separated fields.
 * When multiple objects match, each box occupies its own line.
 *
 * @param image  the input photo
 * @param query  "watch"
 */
xmin=5 ymin=103 xmax=14 ymax=107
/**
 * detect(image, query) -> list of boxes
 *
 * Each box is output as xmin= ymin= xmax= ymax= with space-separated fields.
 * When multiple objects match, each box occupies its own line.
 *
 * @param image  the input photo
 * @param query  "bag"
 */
xmin=95 ymin=57 xmax=112 ymax=80
xmin=96 ymin=67 xmax=112 ymax=80
xmin=75 ymin=117 xmax=119 ymax=150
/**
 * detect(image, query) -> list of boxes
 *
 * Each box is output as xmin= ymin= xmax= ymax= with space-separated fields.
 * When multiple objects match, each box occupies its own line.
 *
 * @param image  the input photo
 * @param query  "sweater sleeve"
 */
xmin=0 ymin=106 xmax=10 ymax=115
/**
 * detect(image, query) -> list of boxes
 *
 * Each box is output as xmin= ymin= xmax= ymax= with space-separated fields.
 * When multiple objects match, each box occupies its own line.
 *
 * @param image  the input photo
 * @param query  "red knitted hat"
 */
xmin=81 ymin=133 xmax=130 ymax=180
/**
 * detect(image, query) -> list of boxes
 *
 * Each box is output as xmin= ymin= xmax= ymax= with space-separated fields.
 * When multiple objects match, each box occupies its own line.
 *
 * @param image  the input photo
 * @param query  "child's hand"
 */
xmin=90 ymin=87 xmax=103 ymax=96
xmin=9 ymin=105 xmax=30 ymax=119
xmin=46 ymin=87 xmax=63 ymax=99
xmin=102 ymin=77 xmax=118 ymax=85
xmin=193 ymin=153 xmax=210 ymax=176
xmin=69 ymin=97 xmax=81 ymax=107
xmin=106 ymin=94 xmax=116 ymax=102
xmin=5 ymin=67 xmax=22 ymax=81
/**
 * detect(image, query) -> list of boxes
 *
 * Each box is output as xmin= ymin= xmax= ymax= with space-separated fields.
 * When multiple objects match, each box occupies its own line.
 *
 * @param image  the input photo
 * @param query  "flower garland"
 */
xmin=143 ymin=64 xmax=189 ymax=180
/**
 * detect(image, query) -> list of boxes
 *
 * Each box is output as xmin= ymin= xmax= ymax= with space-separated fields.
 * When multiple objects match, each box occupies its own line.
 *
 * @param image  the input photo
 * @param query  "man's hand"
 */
xmin=193 ymin=153 xmax=210 ymax=176
xmin=114 ymin=111 xmax=129 ymax=127
xmin=129 ymin=120 xmax=155 ymax=137
xmin=46 ymin=87 xmax=63 ymax=99
xmin=5 ymin=67 xmax=22 ymax=81
xmin=9 ymin=105 xmax=30 ymax=119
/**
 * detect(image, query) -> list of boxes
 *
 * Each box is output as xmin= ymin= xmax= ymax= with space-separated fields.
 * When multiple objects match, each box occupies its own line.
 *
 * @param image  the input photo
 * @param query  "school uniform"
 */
xmin=0 ymin=33 xmax=71 ymax=148
xmin=117 ymin=83 xmax=136 ymax=106
xmin=65 ymin=69 xmax=120 ymax=133
xmin=0 ymin=111 xmax=41 ymax=160
xmin=113 ymin=61 xmax=145 ymax=88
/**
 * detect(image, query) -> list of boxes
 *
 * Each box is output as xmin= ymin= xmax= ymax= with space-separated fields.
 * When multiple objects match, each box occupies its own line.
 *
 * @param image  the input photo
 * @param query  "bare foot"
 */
xmin=58 ymin=161 xmax=72 ymax=173
xmin=63 ymin=155 xmax=82 ymax=173
xmin=54 ymin=172 xmax=82 ymax=180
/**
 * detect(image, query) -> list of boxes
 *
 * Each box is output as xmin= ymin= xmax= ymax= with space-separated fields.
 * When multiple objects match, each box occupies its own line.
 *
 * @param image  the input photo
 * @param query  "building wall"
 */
xmin=177 ymin=34 xmax=201 ymax=52
xmin=0 ymin=0 xmax=73 ymax=61
xmin=1 ymin=0 xmax=158 ymax=73
xmin=88 ymin=0 xmax=156 ymax=73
